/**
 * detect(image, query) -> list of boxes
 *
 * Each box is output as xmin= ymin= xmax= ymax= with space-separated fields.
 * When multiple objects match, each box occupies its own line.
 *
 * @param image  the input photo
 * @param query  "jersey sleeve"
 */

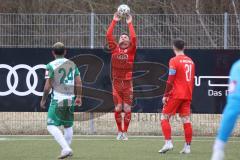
xmin=106 ymin=20 xmax=117 ymax=51
xmin=128 ymin=22 xmax=137 ymax=50
xmin=227 ymin=62 xmax=240 ymax=100
xmin=74 ymin=65 xmax=80 ymax=77
xmin=169 ymin=58 xmax=177 ymax=74
xmin=164 ymin=58 xmax=176 ymax=97
xmin=45 ymin=64 xmax=54 ymax=79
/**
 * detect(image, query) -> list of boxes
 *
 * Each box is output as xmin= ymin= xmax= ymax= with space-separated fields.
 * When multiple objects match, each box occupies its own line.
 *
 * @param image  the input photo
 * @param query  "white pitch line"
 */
xmin=0 ymin=135 xmax=219 ymax=138
xmin=0 ymin=138 xmax=240 ymax=143
xmin=1 ymin=135 xmax=240 ymax=142
xmin=0 ymin=135 xmax=228 ymax=139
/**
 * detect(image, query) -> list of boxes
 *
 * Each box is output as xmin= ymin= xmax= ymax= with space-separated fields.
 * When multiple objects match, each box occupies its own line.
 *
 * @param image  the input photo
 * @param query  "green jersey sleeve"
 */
xmin=45 ymin=64 xmax=54 ymax=79
xmin=74 ymin=65 xmax=80 ymax=77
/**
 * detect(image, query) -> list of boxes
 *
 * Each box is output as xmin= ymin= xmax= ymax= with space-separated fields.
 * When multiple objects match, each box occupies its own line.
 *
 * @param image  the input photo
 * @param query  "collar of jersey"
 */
xmin=56 ymin=56 xmax=64 ymax=59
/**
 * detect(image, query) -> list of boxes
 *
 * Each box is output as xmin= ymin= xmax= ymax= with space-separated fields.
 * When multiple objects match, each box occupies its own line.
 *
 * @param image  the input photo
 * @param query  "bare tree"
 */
xmin=231 ymin=0 xmax=240 ymax=43
xmin=195 ymin=0 xmax=216 ymax=47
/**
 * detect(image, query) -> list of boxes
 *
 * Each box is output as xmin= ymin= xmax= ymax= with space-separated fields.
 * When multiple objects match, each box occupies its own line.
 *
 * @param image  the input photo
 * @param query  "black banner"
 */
xmin=0 ymin=48 xmax=239 ymax=113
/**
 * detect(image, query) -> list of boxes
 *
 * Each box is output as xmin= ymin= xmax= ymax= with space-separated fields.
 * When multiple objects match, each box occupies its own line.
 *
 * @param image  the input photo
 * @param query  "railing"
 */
xmin=0 ymin=13 xmax=239 ymax=49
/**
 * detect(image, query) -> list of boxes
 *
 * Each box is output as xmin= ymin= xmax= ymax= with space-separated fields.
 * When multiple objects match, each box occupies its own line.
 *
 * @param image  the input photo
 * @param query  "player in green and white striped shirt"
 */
xmin=40 ymin=42 xmax=82 ymax=159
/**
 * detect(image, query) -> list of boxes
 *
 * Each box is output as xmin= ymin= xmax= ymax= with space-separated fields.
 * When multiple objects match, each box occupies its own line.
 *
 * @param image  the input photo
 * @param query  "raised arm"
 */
xmin=126 ymin=14 xmax=137 ymax=49
xmin=106 ymin=12 xmax=121 ymax=48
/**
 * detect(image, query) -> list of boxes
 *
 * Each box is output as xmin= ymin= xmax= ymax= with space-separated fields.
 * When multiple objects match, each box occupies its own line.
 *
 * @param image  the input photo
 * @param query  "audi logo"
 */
xmin=0 ymin=64 xmax=46 ymax=96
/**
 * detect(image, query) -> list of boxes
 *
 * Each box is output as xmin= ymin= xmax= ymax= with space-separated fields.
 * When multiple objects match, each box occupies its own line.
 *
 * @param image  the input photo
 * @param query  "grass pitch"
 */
xmin=0 ymin=135 xmax=239 ymax=160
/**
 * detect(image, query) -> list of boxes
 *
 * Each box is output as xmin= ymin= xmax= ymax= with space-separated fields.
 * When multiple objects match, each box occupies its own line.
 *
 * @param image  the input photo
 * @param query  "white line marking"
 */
xmin=0 ymin=138 xmax=239 ymax=143
xmin=0 ymin=135 xmax=226 ymax=139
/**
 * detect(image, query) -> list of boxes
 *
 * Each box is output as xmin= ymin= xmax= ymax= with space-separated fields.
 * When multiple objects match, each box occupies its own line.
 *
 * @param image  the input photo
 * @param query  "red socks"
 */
xmin=161 ymin=119 xmax=171 ymax=140
xmin=123 ymin=111 xmax=131 ymax=132
xmin=115 ymin=110 xmax=132 ymax=132
xmin=161 ymin=119 xmax=192 ymax=144
xmin=183 ymin=123 xmax=192 ymax=145
xmin=114 ymin=111 xmax=122 ymax=132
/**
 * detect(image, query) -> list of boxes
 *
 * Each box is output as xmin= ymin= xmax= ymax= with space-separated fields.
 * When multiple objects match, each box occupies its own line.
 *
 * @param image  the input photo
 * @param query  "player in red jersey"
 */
xmin=106 ymin=12 xmax=136 ymax=140
xmin=159 ymin=39 xmax=195 ymax=154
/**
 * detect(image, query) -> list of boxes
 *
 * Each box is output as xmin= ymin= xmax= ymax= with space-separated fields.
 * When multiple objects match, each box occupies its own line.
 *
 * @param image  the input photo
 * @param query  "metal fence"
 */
xmin=1 ymin=112 xmax=240 ymax=136
xmin=0 ymin=13 xmax=239 ymax=49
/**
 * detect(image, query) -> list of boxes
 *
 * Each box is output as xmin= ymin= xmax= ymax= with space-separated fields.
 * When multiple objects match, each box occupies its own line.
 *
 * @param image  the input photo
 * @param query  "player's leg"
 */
xmin=178 ymin=100 xmax=192 ymax=154
xmin=122 ymin=103 xmax=131 ymax=140
xmin=47 ymin=125 xmax=70 ymax=151
xmin=159 ymin=114 xmax=173 ymax=153
xmin=112 ymin=79 xmax=123 ymax=140
xmin=47 ymin=100 xmax=72 ymax=159
xmin=159 ymin=98 xmax=179 ymax=153
xmin=63 ymin=102 xmax=74 ymax=146
xmin=122 ymin=80 xmax=133 ymax=140
xmin=64 ymin=126 xmax=73 ymax=145
xmin=179 ymin=116 xmax=192 ymax=154
xmin=58 ymin=102 xmax=75 ymax=158
xmin=47 ymin=125 xmax=73 ymax=159
xmin=115 ymin=104 xmax=123 ymax=140
xmin=47 ymin=101 xmax=71 ymax=151
xmin=211 ymin=99 xmax=240 ymax=160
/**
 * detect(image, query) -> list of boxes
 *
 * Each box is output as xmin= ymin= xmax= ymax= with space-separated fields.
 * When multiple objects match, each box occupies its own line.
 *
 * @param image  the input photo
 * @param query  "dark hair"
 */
xmin=52 ymin=42 xmax=65 ymax=55
xmin=53 ymin=48 xmax=65 ymax=55
xmin=173 ymin=39 xmax=185 ymax=50
xmin=121 ymin=32 xmax=129 ymax=36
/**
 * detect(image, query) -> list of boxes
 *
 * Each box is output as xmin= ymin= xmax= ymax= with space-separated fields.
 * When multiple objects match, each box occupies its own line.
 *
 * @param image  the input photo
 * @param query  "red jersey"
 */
xmin=106 ymin=20 xmax=137 ymax=80
xmin=164 ymin=55 xmax=195 ymax=100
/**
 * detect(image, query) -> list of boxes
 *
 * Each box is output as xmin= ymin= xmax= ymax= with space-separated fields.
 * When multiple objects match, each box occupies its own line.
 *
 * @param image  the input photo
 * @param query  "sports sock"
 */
xmin=183 ymin=123 xmax=192 ymax=145
xmin=213 ymin=139 xmax=226 ymax=151
xmin=115 ymin=111 xmax=122 ymax=132
xmin=47 ymin=125 xmax=71 ymax=151
xmin=161 ymin=119 xmax=171 ymax=140
xmin=64 ymin=127 xmax=73 ymax=145
xmin=123 ymin=111 xmax=131 ymax=132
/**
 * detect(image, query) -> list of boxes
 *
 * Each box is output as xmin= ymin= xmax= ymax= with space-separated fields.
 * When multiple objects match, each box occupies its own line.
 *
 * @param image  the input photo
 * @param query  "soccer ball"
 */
xmin=117 ymin=4 xmax=130 ymax=16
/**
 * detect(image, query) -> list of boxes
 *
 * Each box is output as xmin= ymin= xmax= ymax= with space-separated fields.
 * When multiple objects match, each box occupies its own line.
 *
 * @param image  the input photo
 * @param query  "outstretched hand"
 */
xmin=113 ymin=12 xmax=121 ymax=21
xmin=126 ymin=14 xmax=132 ymax=24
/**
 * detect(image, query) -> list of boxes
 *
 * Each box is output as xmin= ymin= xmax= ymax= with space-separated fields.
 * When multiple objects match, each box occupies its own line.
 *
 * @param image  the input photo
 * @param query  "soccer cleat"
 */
xmin=158 ymin=141 xmax=173 ymax=154
xmin=179 ymin=143 xmax=191 ymax=154
xmin=116 ymin=132 xmax=123 ymax=140
xmin=58 ymin=149 xmax=73 ymax=159
xmin=211 ymin=149 xmax=224 ymax=160
xmin=122 ymin=132 xmax=128 ymax=141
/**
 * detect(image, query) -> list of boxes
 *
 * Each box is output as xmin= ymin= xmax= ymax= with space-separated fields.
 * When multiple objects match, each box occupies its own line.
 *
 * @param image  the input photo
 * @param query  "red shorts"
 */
xmin=162 ymin=98 xmax=191 ymax=117
xmin=112 ymin=79 xmax=133 ymax=106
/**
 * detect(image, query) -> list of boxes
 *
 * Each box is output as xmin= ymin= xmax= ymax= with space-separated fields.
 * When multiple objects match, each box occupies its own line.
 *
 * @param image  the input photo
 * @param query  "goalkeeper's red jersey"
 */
xmin=106 ymin=20 xmax=137 ymax=80
xmin=164 ymin=55 xmax=195 ymax=100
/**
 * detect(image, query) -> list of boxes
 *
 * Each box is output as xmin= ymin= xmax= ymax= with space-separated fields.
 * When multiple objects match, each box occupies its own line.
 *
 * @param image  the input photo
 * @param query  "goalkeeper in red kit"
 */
xmin=106 ymin=12 xmax=136 ymax=140
xmin=159 ymin=39 xmax=195 ymax=154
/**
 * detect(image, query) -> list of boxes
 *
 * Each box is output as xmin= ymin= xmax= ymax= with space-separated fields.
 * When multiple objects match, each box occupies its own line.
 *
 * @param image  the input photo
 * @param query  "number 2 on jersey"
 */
xmin=185 ymin=64 xmax=192 ymax=82
xmin=58 ymin=68 xmax=73 ymax=84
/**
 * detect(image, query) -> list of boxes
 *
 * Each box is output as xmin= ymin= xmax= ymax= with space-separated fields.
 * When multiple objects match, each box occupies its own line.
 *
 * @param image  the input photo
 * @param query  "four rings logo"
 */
xmin=0 ymin=63 xmax=231 ymax=97
xmin=0 ymin=64 xmax=46 ymax=96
